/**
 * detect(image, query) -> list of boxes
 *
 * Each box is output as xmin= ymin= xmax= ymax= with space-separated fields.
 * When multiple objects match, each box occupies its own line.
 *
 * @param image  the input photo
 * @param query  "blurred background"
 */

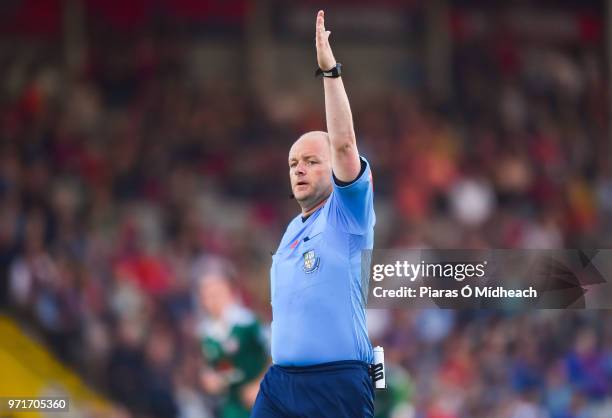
xmin=0 ymin=0 xmax=610 ymax=417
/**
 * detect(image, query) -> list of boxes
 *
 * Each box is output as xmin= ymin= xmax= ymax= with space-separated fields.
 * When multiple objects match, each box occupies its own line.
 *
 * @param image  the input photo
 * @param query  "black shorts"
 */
xmin=251 ymin=360 xmax=375 ymax=418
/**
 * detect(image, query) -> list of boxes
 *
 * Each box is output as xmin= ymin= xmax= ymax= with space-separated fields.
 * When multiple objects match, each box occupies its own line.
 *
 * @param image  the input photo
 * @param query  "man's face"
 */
xmin=288 ymin=133 xmax=332 ymax=211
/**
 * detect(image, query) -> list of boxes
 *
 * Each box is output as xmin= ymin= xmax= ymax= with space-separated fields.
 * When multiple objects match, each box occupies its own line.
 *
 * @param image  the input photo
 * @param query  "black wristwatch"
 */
xmin=315 ymin=63 xmax=342 ymax=78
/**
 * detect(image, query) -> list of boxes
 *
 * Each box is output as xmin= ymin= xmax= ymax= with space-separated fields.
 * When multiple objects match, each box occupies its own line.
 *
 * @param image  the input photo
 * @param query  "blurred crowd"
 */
xmin=0 ymin=9 xmax=611 ymax=418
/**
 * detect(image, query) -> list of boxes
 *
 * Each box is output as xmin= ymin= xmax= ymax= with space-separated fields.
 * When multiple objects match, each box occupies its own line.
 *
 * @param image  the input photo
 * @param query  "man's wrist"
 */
xmin=315 ymin=62 xmax=342 ymax=78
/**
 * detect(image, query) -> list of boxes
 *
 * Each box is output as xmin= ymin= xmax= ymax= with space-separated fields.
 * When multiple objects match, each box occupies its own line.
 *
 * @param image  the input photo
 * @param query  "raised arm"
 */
xmin=316 ymin=10 xmax=362 ymax=183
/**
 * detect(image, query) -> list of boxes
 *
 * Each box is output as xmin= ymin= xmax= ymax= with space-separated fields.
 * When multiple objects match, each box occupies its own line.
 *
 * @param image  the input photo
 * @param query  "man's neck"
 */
xmin=301 ymin=197 xmax=328 ymax=218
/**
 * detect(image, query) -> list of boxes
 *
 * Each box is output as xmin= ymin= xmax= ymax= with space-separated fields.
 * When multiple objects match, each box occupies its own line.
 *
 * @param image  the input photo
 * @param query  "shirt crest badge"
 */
xmin=302 ymin=249 xmax=320 ymax=273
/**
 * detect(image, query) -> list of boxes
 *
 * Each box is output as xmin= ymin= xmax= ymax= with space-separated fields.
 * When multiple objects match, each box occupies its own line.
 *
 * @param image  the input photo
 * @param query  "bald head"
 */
xmin=290 ymin=131 xmax=330 ymax=157
xmin=288 ymin=131 xmax=333 ymax=214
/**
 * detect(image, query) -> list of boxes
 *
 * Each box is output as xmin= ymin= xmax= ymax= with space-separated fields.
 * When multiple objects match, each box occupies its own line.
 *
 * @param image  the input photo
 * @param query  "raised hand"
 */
xmin=315 ymin=10 xmax=337 ymax=71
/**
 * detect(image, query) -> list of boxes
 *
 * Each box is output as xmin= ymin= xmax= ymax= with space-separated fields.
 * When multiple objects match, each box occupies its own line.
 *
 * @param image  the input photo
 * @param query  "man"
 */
xmin=197 ymin=268 xmax=268 ymax=418
xmin=251 ymin=10 xmax=376 ymax=418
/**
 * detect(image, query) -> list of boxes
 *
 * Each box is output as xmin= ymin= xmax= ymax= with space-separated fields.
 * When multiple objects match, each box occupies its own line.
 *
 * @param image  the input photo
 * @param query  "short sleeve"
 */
xmin=327 ymin=156 xmax=375 ymax=234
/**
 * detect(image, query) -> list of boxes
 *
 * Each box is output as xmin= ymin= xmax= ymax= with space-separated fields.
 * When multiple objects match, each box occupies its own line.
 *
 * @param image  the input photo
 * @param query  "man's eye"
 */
xmin=307 ymin=161 xmax=316 ymax=166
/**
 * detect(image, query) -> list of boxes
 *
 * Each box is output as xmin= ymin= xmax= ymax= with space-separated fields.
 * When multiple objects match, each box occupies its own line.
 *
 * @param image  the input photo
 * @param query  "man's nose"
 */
xmin=294 ymin=162 xmax=306 ymax=176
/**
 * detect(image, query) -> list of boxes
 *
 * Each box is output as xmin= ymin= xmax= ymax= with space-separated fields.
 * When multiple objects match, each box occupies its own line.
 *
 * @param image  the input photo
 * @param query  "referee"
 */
xmin=251 ymin=10 xmax=376 ymax=418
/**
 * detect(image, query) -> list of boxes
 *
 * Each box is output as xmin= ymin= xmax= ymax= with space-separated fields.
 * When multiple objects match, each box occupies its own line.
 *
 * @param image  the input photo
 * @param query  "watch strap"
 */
xmin=315 ymin=63 xmax=342 ymax=78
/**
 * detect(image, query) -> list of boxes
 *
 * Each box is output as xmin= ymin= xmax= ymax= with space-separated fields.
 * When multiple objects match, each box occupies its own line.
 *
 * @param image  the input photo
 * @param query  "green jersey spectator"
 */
xmin=197 ymin=269 xmax=268 ymax=418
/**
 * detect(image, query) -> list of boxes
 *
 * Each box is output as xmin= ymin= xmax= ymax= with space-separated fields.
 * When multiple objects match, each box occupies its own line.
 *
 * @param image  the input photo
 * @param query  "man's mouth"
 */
xmin=295 ymin=181 xmax=309 ymax=189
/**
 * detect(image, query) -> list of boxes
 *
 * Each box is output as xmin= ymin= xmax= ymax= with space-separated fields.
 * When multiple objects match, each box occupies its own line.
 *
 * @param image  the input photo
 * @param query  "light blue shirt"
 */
xmin=270 ymin=157 xmax=375 ymax=366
